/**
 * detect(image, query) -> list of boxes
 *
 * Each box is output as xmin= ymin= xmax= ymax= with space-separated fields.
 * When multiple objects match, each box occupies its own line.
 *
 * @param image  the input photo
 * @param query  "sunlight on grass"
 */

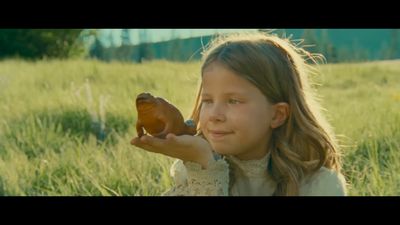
xmin=0 ymin=58 xmax=399 ymax=195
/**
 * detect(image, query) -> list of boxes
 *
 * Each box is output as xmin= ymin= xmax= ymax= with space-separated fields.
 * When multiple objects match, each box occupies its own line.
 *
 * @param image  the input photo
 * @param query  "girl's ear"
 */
xmin=271 ymin=102 xmax=289 ymax=129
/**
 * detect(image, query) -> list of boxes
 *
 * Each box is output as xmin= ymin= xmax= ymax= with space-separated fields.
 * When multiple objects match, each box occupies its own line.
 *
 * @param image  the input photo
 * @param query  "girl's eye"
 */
xmin=201 ymin=99 xmax=213 ymax=104
xmin=228 ymin=99 xmax=240 ymax=104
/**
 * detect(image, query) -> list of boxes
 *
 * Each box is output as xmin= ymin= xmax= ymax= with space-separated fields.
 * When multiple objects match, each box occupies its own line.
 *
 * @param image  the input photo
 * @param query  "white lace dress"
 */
xmin=162 ymin=153 xmax=347 ymax=196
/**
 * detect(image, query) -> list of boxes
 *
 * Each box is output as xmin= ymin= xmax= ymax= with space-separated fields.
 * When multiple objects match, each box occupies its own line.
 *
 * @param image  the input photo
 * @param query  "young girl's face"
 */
xmin=200 ymin=61 xmax=275 ymax=160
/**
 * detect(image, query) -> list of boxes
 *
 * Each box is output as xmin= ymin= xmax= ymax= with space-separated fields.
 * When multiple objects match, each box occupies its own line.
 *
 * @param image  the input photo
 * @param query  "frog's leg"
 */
xmin=152 ymin=121 xmax=171 ymax=139
xmin=136 ymin=120 xmax=145 ymax=137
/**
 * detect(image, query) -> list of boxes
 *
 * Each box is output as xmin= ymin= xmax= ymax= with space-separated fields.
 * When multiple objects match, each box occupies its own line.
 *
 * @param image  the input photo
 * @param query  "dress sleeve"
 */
xmin=162 ymin=157 xmax=230 ymax=196
xmin=300 ymin=167 xmax=347 ymax=196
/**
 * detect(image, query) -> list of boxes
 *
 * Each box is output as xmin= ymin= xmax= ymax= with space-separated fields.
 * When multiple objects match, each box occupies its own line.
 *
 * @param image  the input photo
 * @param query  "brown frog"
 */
xmin=133 ymin=92 xmax=197 ymax=139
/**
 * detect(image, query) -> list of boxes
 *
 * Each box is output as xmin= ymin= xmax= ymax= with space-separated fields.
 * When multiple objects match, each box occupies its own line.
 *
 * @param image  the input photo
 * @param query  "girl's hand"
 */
xmin=130 ymin=134 xmax=215 ymax=169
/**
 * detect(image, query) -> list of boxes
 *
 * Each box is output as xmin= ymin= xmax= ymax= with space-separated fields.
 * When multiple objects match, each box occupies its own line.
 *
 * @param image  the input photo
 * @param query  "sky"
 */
xmin=95 ymin=29 xmax=259 ymax=47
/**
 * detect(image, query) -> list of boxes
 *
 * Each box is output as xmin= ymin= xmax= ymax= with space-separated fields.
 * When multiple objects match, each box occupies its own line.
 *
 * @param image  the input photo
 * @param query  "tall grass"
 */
xmin=0 ymin=58 xmax=399 ymax=195
xmin=316 ymin=60 xmax=400 ymax=195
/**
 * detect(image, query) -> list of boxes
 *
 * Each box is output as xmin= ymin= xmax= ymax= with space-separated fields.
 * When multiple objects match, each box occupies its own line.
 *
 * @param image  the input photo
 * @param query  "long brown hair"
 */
xmin=190 ymin=32 xmax=342 ymax=196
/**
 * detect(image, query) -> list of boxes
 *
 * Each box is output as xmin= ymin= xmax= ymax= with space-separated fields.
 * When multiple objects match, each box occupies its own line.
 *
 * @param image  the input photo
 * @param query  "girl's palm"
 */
xmin=131 ymin=134 xmax=214 ymax=168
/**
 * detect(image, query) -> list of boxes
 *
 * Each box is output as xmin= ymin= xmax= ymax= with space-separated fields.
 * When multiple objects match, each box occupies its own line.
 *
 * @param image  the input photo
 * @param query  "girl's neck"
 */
xmin=233 ymin=149 xmax=270 ymax=161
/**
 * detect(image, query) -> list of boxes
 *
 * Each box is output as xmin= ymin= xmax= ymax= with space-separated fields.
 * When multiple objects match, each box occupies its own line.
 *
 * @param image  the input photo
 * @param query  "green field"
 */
xmin=0 ymin=59 xmax=399 ymax=196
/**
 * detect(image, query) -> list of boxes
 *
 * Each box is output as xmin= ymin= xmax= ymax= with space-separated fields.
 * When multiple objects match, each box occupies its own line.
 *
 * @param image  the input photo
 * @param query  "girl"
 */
xmin=131 ymin=32 xmax=347 ymax=196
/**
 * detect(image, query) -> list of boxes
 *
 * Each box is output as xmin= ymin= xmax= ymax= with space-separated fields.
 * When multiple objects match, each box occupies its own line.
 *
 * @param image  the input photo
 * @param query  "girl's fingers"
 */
xmin=132 ymin=139 xmax=166 ymax=154
xmin=130 ymin=137 xmax=141 ymax=145
xmin=140 ymin=135 xmax=167 ymax=148
xmin=131 ymin=136 xmax=159 ymax=152
xmin=136 ymin=135 xmax=179 ymax=156
xmin=166 ymin=133 xmax=177 ymax=142
xmin=170 ymin=134 xmax=196 ymax=146
xmin=131 ymin=134 xmax=200 ymax=158
xmin=131 ymin=134 xmax=212 ymax=165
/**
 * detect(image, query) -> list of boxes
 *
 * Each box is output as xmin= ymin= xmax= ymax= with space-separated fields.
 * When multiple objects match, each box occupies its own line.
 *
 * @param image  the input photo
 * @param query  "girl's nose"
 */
xmin=209 ymin=104 xmax=226 ymax=122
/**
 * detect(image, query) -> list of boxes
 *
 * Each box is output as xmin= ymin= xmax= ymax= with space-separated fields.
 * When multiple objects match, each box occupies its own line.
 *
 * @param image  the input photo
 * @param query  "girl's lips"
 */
xmin=208 ymin=130 xmax=234 ymax=140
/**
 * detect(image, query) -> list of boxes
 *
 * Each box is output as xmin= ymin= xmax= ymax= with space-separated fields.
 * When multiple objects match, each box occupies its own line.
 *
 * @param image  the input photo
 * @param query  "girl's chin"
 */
xmin=210 ymin=144 xmax=237 ymax=155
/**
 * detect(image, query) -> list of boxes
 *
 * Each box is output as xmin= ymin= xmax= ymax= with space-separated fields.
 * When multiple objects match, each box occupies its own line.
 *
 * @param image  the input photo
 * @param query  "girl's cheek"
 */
xmin=199 ymin=107 xmax=209 ymax=125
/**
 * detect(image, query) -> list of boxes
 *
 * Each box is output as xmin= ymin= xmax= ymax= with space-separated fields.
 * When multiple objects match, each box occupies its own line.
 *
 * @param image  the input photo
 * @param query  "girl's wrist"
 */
xmin=197 ymin=151 xmax=215 ymax=169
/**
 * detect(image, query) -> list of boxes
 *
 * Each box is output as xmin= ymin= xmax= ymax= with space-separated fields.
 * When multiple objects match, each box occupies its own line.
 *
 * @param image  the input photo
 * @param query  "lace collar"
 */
xmin=225 ymin=152 xmax=271 ymax=177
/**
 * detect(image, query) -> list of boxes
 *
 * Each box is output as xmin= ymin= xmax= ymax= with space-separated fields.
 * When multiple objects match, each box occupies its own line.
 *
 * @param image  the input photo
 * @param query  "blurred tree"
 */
xmin=121 ymin=29 xmax=132 ymax=46
xmin=0 ymin=29 xmax=84 ymax=59
xmin=118 ymin=29 xmax=134 ymax=61
xmin=389 ymin=29 xmax=399 ymax=59
xmin=168 ymin=39 xmax=183 ymax=61
xmin=89 ymin=38 xmax=106 ymax=60
xmin=137 ymin=30 xmax=154 ymax=63
xmin=87 ymin=29 xmax=107 ymax=60
xmin=319 ymin=30 xmax=339 ymax=63
xmin=302 ymin=29 xmax=320 ymax=54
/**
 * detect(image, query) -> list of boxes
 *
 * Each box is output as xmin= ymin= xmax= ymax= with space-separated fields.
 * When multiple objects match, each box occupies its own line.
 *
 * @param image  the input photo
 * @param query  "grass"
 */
xmin=0 ymin=58 xmax=399 ymax=196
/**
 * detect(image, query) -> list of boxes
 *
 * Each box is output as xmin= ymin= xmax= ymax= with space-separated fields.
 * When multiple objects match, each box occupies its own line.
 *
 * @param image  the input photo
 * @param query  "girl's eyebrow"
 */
xmin=201 ymin=92 xmax=247 ymax=97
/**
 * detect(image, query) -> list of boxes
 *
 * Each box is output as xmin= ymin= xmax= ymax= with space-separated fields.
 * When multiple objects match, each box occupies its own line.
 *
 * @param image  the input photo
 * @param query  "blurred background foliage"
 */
xmin=0 ymin=29 xmax=399 ymax=63
xmin=0 ymin=29 xmax=85 ymax=59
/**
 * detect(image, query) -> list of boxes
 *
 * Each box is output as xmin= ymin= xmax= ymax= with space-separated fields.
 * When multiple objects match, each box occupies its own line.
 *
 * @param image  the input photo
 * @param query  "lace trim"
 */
xmin=226 ymin=152 xmax=271 ymax=177
xmin=184 ymin=159 xmax=230 ymax=196
xmin=165 ymin=158 xmax=230 ymax=196
xmin=162 ymin=184 xmax=190 ymax=196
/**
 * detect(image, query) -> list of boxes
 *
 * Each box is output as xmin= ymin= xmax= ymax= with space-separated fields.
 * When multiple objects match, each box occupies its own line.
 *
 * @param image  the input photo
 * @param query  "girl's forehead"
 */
xmin=202 ymin=72 xmax=246 ymax=88
xmin=201 ymin=61 xmax=265 ymax=95
xmin=201 ymin=75 xmax=260 ymax=97
xmin=202 ymin=63 xmax=239 ymax=80
xmin=202 ymin=60 xmax=232 ymax=72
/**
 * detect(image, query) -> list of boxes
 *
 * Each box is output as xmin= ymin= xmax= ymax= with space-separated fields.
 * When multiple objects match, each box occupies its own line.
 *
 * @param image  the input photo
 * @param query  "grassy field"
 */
xmin=0 ymin=59 xmax=399 ymax=196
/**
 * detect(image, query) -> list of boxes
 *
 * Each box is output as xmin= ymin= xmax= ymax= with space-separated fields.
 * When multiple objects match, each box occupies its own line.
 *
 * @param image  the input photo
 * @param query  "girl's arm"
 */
xmin=131 ymin=134 xmax=230 ymax=196
xmin=300 ymin=167 xmax=347 ymax=196
xmin=131 ymin=134 xmax=214 ymax=169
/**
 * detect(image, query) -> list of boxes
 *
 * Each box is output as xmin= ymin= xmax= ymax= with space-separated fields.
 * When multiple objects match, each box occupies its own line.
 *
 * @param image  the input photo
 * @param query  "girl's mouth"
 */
xmin=208 ymin=130 xmax=234 ymax=140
